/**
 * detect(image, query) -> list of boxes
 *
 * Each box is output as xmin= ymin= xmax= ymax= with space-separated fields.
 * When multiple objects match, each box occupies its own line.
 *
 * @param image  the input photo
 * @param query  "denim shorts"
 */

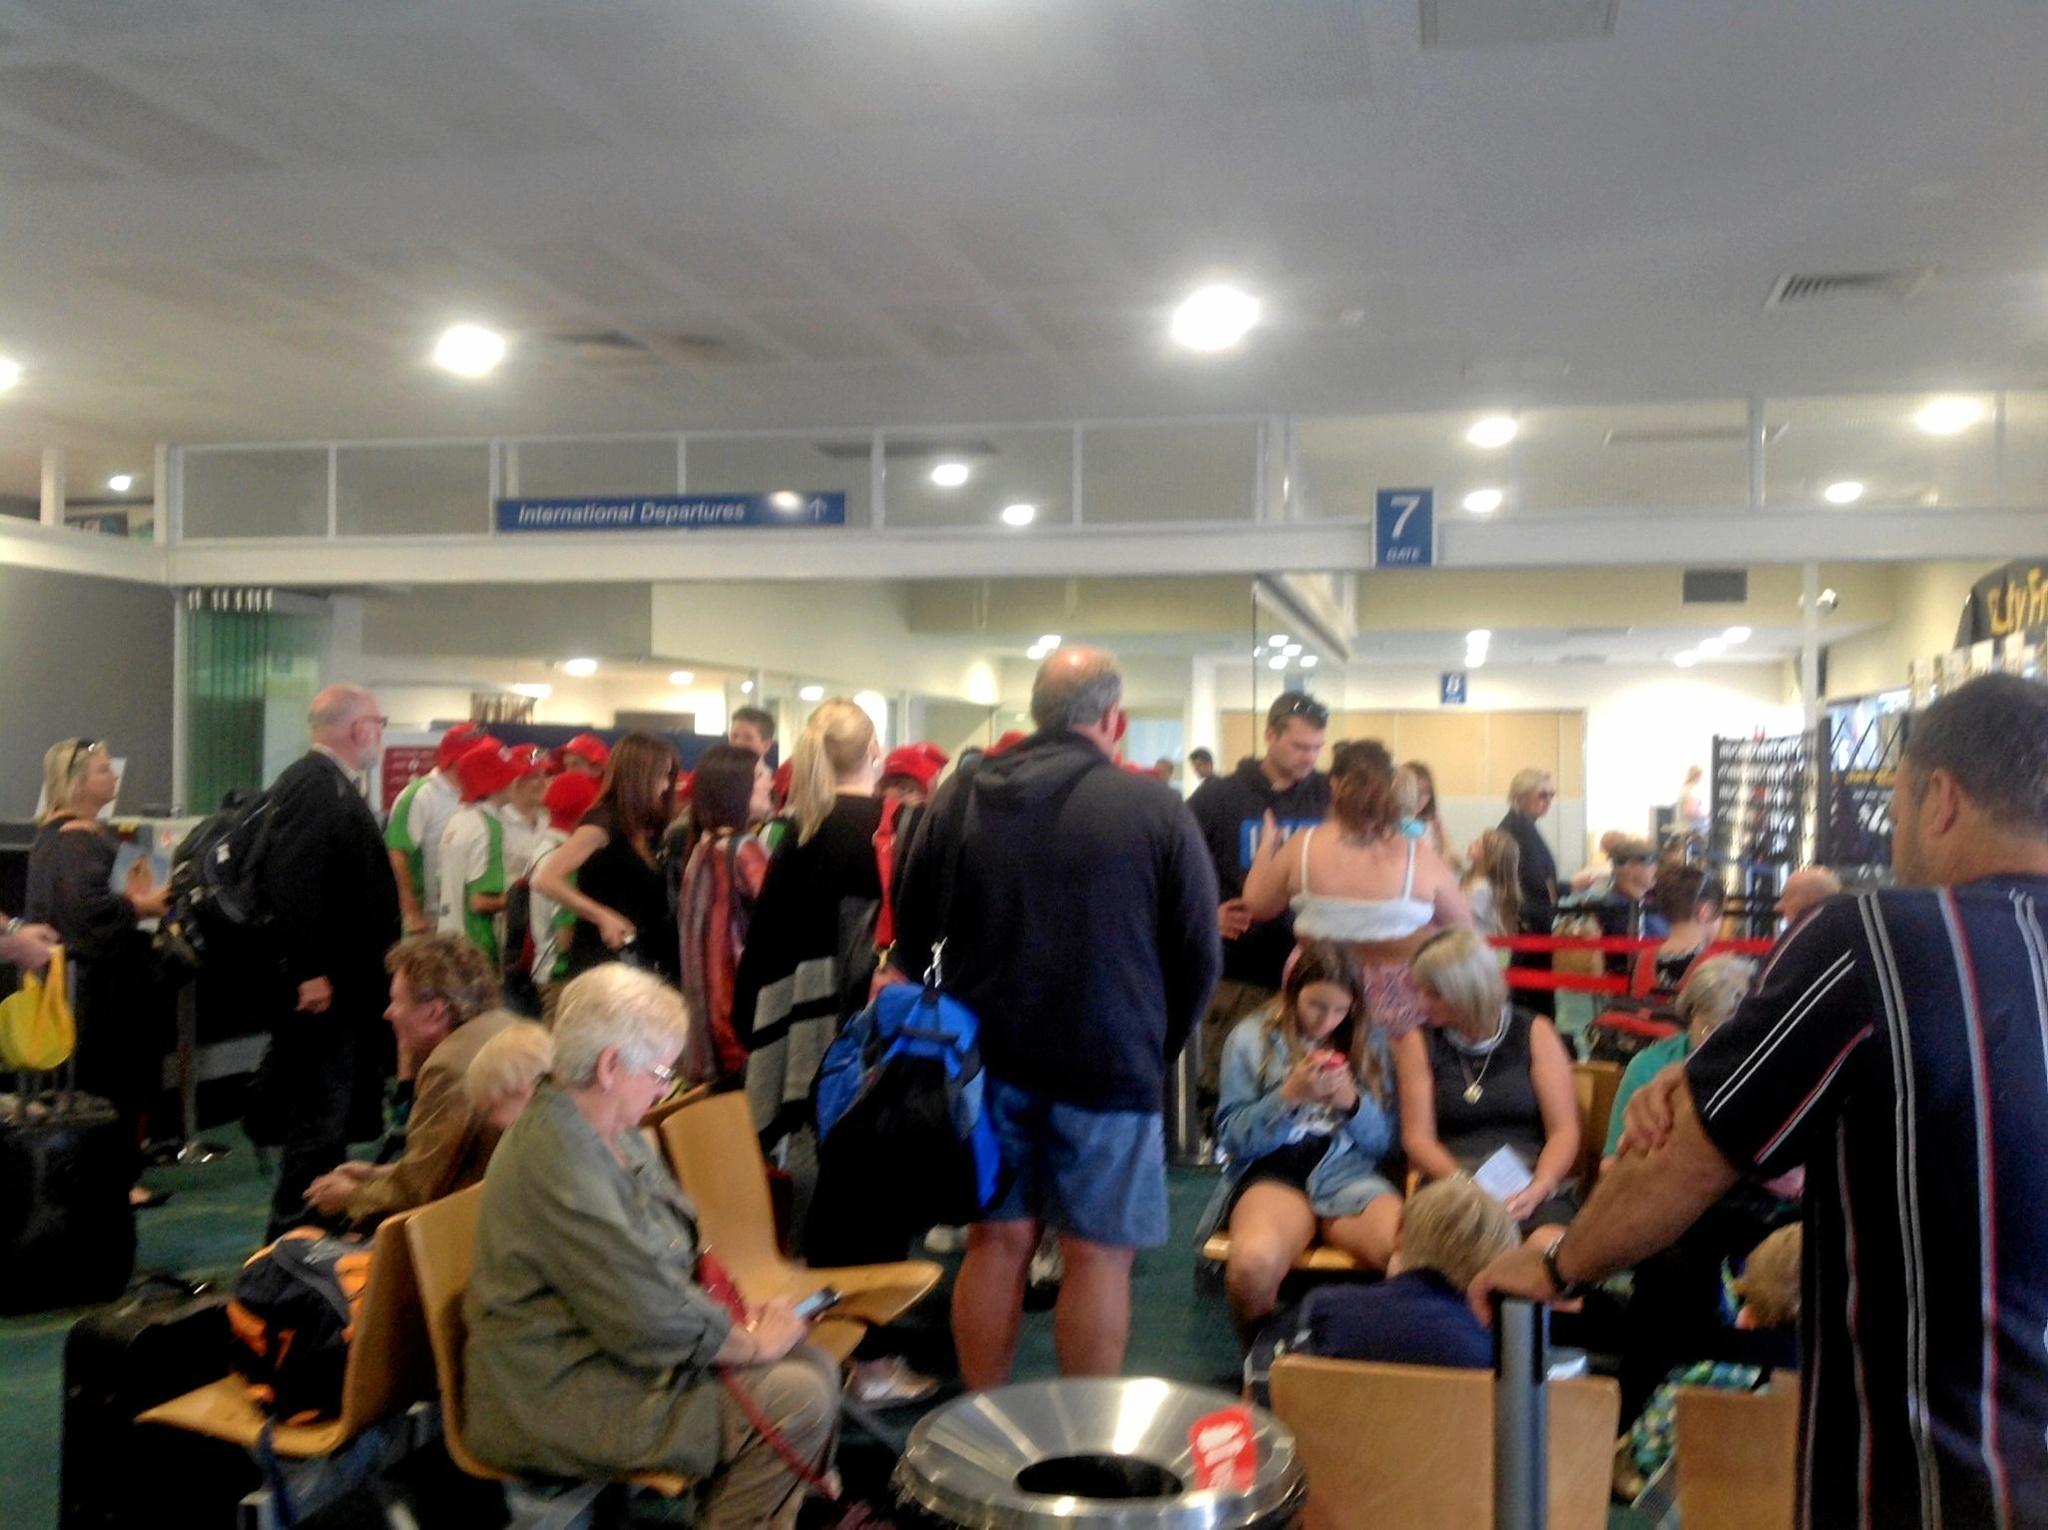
xmin=981 ymin=1076 xmax=1169 ymax=1249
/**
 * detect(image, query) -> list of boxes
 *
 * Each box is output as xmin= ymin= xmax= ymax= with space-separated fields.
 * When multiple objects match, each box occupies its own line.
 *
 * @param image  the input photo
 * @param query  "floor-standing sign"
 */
xmin=1375 ymin=488 xmax=1435 ymax=567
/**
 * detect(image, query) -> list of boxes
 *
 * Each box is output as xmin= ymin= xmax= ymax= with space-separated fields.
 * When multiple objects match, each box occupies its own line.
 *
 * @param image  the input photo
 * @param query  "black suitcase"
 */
xmin=59 ymin=1278 xmax=261 ymax=1530
xmin=0 ymin=1089 xmax=136 ymax=1313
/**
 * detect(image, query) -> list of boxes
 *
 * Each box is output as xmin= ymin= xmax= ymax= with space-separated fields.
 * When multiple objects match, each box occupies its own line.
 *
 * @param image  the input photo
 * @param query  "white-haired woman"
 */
xmin=1602 ymin=954 xmax=1755 ymax=1161
xmin=464 ymin=966 xmax=837 ymax=1528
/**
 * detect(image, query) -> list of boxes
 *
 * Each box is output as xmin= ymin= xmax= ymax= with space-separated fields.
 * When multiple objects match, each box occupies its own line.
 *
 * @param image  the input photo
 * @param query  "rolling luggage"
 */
xmin=0 ymin=1086 xmax=136 ymax=1314
xmin=59 ymin=1278 xmax=259 ymax=1529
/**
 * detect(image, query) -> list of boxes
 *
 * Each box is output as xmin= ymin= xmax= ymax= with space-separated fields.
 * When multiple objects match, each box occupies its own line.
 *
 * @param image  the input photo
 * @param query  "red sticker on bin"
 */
xmin=1189 ymin=1406 xmax=1257 ymax=1492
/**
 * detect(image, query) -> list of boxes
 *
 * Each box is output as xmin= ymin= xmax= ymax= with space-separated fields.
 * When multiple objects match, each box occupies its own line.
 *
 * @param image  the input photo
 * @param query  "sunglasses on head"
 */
xmin=1275 ymin=695 xmax=1330 ymax=727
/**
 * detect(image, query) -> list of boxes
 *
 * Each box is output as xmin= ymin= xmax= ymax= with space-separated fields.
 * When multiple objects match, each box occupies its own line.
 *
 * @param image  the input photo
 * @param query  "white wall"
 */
xmin=1825 ymin=561 xmax=1986 ymax=700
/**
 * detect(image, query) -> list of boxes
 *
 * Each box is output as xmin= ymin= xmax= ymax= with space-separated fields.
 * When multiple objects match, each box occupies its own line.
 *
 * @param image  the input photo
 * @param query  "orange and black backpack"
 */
xmin=225 ymin=1228 xmax=372 ymax=1423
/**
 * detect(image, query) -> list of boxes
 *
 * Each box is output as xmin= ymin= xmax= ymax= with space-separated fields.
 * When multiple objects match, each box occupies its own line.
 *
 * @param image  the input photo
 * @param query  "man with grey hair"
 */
xmin=249 ymin=682 xmax=402 ymax=1238
xmin=894 ymin=646 xmax=1221 ymax=1388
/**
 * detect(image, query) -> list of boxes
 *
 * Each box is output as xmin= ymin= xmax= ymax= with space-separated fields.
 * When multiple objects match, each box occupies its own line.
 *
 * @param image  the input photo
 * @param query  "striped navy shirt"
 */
xmin=1685 ymin=878 xmax=2048 ymax=1530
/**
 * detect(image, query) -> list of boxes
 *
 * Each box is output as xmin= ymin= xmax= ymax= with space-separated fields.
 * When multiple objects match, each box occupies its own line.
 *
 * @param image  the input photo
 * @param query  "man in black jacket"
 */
xmin=251 ymin=683 xmax=402 ymax=1238
xmin=1185 ymin=691 xmax=1330 ymax=1125
xmin=894 ymin=647 xmax=1220 ymax=1388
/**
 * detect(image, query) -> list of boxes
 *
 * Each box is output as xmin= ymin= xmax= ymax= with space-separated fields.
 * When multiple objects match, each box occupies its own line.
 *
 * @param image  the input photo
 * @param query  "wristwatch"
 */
xmin=4 ymin=916 xmax=22 ymax=938
xmin=1541 ymin=1231 xmax=1589 ymax=1300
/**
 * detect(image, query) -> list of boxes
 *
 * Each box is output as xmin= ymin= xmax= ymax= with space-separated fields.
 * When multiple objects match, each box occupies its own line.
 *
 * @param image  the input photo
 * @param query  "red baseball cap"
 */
xmin=435 ymin=722 xmax=496 ymax=772
xmin=988 ymin=730 xmax=1029 ymax=756
xmin=454 ymin=741 xmax=520 ymax=803
xmin=563 ymin=732 xmax=611 ymax=771
xmin=506 ymin=743 xmax=548 ymax=778
xmin=542 ymin=770 xmax=601 ymax=832
xmin=882 ymin=742 xmax=949 ymax=792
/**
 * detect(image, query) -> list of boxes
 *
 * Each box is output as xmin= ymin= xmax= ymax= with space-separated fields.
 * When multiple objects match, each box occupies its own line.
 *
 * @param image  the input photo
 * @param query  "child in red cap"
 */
xmin=437 ymin=742 xmax=520 ymax=964
xmin=386 ymin=722 xmax=496 ymax=934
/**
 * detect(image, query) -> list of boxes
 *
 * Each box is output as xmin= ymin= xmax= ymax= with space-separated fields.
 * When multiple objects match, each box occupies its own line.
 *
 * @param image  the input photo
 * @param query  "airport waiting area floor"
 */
xmin=2 ymin=1135 xmax=1644 ymax=1528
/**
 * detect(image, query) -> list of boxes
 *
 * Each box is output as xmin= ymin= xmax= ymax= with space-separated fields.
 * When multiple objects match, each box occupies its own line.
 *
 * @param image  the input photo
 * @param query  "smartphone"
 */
xmin=792 ymin=1287 xmax=843 ymax=1321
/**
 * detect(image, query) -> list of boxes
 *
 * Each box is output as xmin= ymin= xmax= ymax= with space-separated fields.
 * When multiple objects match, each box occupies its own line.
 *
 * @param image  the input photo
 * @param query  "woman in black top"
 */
xmin=1394 ymin=928 xmax=1579 ymax=1234
xmin=24 ymin=738 xmax=173 ymax=1206
xmin=531 ymin=732 xmax=682 ymax=984
xmin=1498 ymin=768 xmax=1559 ymax=935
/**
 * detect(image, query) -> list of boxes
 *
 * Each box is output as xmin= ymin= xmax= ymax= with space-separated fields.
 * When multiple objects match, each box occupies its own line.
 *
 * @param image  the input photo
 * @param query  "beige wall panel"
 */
xmin=1553 ymin=710 xmax=1587 ymax=797
xmin=1391 ymin=713 xmax=1488 ymax=797
xmin=1486 ymin=711 xmax=1563 ymax=800
xmin=1221 ymin=711 xmax=1259 ymax=772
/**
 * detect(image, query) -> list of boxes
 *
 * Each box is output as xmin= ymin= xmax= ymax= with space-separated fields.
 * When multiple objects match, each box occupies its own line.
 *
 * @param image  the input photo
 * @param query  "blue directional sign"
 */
xmin=1375 ymin=488 xmax=1435 ymax=568
xmin=1441 ymin=671 xmax=1468 ymax=706
xmin=494 ymin=492 xmax=847 ymax=533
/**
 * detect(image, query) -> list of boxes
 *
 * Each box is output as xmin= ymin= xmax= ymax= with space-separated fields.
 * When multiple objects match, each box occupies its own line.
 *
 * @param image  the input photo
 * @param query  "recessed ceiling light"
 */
xmin=1283 ymin=643 xmax=1303 ymax=656
xmin=798 ymin=684 xmax=825 ymax=702
xmin=1913 ymin=396 xmax=1983 ymax=435
xmin=768 ymin=490 xmax=804 ymax=512
xmin=432 ymin=322 xmax=506 ymax=378
xmin=510 ymin=683 xmax=552 ymax=699
xmin=1823 ymin=479 xmax=1866 ymax=505
xmin=740 ymin=680 xmax=754 ymax=695
xmin=1267 ymin=655 xmax=1288 ymax=671
xmin=1000 ymin=502 xmax=1037 ymax=527
xmin=1267 ymin=634 xmax=1291 ymax=648
xmin=0 ymin=357 xmax=21 ymax=392
xmin=1038 ymin=634 xmax=1062 ymax=650
xmin=1697 ymin=637 xmax=1727 ymax=656
xmin=1465 ymin=415 xmax=1518 ymax=449
xmin=559 ymin=657 xmax=598 ymax=677
xmin=1170 ymin=283 xmax=1261 ymax=351
xmin=1467 ymin=628 xmax=1493 ymax=644
xmin=107 ymin=473 xmax=134 ymax=493
xmin=1299 ymin=655 xmax=1319 ymax=669
xmin=1674 ymin=652 xmax=1699 ymax=668
xmin=1465 ymin=652 xmax=1486 ymax=670
xmin=929 ymin=461 xmax=971 ymax=488
xmin=1462 ymin=487 xmax=1504 ymax=514
xmin=668 ymin=670 xmax=695 ymax=686
xmin=1723 ymin=627 xmax=1752 ymax=644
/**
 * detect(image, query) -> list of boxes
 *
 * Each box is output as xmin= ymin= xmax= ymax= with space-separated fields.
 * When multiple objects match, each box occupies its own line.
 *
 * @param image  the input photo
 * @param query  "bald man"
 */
xmin=1775 ymin=865 xmax=1842 ymax=933
xmin=249 ymin=683 xmax=403 ymax=1238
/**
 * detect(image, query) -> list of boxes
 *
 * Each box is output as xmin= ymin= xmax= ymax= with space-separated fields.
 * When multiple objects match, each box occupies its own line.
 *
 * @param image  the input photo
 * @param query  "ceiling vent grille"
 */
xmin=1604 ymin=423 xmax=1786 ymax=447
xmin=545 ymin=329 xmax=654 ymax=365
xmin=812 ymin=437 xmax=1001 ymax=462
xmin=1683 ymin=569 xmax=1748 ymax=605
xmin=1766 ymin=268 xmax=1930 ymax=308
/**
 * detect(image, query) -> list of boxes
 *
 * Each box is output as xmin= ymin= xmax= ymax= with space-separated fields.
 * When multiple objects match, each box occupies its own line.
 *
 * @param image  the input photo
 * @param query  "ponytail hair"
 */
xmin=1331 ymin=739 xmax=1407 ymax=840
xmin=790 ymin=699 xmax=877 ymax=845
xmin=39 ymin=738 xmax=102 ymax=824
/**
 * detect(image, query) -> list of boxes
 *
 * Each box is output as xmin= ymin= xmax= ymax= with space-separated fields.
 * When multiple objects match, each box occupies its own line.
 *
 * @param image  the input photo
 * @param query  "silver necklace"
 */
xmin=1452 ymin=1008 xmax=1512 ymax=1104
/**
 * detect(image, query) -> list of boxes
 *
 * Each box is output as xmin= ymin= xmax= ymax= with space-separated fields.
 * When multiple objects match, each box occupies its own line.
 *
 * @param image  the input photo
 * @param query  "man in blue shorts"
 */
xmin=894 ymin=647 xmax=1220 ymax=1388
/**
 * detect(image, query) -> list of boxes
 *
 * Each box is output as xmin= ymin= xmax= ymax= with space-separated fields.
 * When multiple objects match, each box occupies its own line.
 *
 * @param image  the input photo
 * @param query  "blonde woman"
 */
xmin=25 ymin=738 xmax=171 ymax=1207
xmin=1460 ymin=828 xmax=1523 ymax=939
xmin=1394 ymin=927 xmax=1579 ymax=1235
xmin=464 ymin=1021 xmax=555 ymax=1131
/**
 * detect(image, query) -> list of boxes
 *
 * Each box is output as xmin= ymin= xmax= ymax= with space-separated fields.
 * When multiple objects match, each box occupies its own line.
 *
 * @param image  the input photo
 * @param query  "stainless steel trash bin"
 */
xmin=893 ymin=1376 xmax=1304 ymax=1528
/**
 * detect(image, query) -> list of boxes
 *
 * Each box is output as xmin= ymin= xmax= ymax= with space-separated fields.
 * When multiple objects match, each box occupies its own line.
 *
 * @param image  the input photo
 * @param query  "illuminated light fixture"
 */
xmin=1267 ymin=634 xmax=1291 ymax=648
xmin=1169 ymin=283 xmax=1261 ymax=352
xmin=1466 ymin=628 xmax=1492 ymax=645
xmin=1697 ymin=636 xmax=1727 ymax=656
xmin=1037 ymin=634 xmax=1062 ymax=650
xmin=107 ymin=473 xmax=135 ymax=493
xmin=739 ymin=680 xmax=755 ymax=695
xmin=1466 ymin=652 xmax=1486 ymax=670
xmin=0 ymin=356 xmax=20 ymax=392
xmin=431 ymin=322 xmax=506 ymax=378
xmin=559 ymin=657 xmax=599 ymax=677
xmin=510 ymin=682 xmax=552 ymax=699
xmin=929 ymin=461 xmax=971 ymax=488
xmin=1465 ymin=414 xmax=1517 ymax=449
xmin=668 ymin=670 xmax=695 ymax=686
xmin=1912 ymin=396 xmax=1983 ymax=436
xmin=1299 ymin=655 xmax=1319 ymax=669
xmin=1462 ymin=487 xmax=1504 ymax=514
xmin=1674 ymin=651 xmax=1699 ymax=668
xmin=1283 ymin=643 xmax=1303 ymax=656
xmin=768 ymin=490 xmax=804 ymax=512
xmin=1000 ymin=502 xmax=1036 ymax=527
xmin=798 ymin=684 xmax=825 ymax=702
xmin=1823 ymin=479 xmax=1865 ymax=505
xmin=1267 ymin=655 xmax=1289 ymax=671
xmin=1723 ymin=626 xmax=1752 ymax=644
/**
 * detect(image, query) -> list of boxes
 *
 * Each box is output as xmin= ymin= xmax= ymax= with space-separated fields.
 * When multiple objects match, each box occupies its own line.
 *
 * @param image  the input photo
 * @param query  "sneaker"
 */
xmin=849 ymin=1357 xmax=940 ymax=1406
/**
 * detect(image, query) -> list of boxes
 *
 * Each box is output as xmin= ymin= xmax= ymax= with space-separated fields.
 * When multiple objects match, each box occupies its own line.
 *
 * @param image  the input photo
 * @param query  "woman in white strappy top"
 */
xmin=1241 ymin=740 xmax=1472 ymax=1038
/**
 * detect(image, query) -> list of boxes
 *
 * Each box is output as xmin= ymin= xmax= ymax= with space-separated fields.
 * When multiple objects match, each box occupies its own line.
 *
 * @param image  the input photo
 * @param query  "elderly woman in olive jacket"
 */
xmin=463 ymin=965 xmax=837 ymax=1528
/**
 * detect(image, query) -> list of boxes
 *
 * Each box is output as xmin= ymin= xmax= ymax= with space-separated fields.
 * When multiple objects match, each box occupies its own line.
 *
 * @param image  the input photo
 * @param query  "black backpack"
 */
xmin=157 ymin=789 xmax=276 ymax=969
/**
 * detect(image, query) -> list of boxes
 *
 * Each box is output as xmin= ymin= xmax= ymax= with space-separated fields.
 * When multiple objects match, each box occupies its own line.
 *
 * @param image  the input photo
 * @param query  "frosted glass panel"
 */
xmin=515 ymin=437 xmax=679 ymax=497
xmin=183 ymin=448 xmax=328 ymax=539
xmin=336 ymin=443 xmax=490 ymax=536
xmin=1083 ymin=422 xmax=1256 ymax=523
xmin=1764 ymin=393 xmax=1997 ymax=510
xmin=881 ymin=428 xmax=1070 ymax=529
xmin=686 ymin=434 xmax=872 ymax=525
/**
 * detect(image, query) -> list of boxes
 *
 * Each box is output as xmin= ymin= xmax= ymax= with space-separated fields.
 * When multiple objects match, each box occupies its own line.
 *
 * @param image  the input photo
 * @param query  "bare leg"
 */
xmin=1319 ymin=1192 xmax=1403 ymax=1272
xmin=953 ymin=1219 xmax=1038 ymax=1391
xmin=1052 ymin=1234 xmax=1138 ymax=1376
xmin=1223 ymin=1184 xmax=1318 ymax=1343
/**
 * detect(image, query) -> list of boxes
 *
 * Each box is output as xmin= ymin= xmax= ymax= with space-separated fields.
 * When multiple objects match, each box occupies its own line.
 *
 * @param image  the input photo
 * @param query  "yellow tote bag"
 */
xmin=0 ymin=944 xmax=76 ymax=1071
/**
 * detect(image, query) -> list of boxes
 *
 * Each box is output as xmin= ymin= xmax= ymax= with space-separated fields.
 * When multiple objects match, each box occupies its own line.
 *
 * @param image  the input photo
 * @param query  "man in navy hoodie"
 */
xmin=894 ymin=647 xmax=1220 ymax=1388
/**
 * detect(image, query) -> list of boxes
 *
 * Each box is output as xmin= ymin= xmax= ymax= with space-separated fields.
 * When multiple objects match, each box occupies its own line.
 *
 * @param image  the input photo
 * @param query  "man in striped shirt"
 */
xmin=1474 ymin=673 xmax=2048 ymax=1527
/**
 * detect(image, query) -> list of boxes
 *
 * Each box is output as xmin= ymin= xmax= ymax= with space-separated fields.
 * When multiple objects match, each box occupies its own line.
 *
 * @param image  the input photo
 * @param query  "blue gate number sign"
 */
xmin=1375 ymin=488 xmax=1435 ymax=567
xmin=495 ymin=492 xmax=848 ymax=533
xmin=1441 ymin=671 xmax=1468 ymax=706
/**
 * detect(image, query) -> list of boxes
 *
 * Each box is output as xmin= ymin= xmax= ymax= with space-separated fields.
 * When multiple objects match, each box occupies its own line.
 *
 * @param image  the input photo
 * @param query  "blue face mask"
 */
xmin=1400 ymin=816 xmax=1428 ymax=839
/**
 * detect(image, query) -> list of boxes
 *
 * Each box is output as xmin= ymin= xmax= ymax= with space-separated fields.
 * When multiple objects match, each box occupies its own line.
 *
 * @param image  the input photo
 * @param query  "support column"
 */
xmin=1801 ymin=561 xmax=1822 ymax=728
xmin=39 ymin=446 xmax=64 ymax=529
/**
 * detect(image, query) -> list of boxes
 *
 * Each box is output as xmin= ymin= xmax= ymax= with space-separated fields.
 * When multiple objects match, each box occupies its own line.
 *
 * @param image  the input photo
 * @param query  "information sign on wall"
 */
xmin=1440 ymin=671 xmax=1468 ymax=706
xmin=494 ymin=492 xmax=847 ymax=533
xmin=1374 ymin=488 xmax=1435 ymax=567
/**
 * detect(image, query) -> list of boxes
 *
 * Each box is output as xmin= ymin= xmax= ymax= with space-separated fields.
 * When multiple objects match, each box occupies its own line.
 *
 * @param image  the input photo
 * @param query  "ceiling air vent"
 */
xmin=1683 ymin=568 xmax=1748 ymax=605
xmin=1765 ymin=268 xmax=1930 ymax=308
xmin=812 ymin=437 xmax=1001 ymax=462
xmin=545 ymin=329 xmax=654 ymax=365
xmin=1605 ymin=423 xmax=1786 ymax=447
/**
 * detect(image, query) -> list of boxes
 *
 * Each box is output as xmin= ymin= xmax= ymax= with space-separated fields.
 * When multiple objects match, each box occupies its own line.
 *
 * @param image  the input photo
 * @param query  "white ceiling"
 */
xmin=3 ymin=0 xmax=2047 ymax=455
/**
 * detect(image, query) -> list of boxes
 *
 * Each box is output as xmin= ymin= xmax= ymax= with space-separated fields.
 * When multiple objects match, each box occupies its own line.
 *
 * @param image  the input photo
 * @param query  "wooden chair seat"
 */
xmin=1675 ymin=1381 xmax=1798 ymax=1530
xmin=1199 ymin=1231 xmax=1367 ymax=1273
xmin=137 ymin=1211 xmax=435 ymax=1458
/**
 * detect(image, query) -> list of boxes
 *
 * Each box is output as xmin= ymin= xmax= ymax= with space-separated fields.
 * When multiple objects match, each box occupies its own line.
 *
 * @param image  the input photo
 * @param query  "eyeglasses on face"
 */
xmin=646 ymin=1060 xmax=677 ymax=1086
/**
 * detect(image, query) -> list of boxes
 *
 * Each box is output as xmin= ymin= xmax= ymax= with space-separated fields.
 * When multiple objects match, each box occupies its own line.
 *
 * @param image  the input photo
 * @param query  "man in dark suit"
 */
xmin=252 ymin=683 xmax=401 ymax=1238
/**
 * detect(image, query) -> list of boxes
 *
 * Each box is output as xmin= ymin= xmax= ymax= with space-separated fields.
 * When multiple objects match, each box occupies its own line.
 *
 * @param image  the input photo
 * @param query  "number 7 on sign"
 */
xmin=1389 ymin=494 xmax=1422 ymax=539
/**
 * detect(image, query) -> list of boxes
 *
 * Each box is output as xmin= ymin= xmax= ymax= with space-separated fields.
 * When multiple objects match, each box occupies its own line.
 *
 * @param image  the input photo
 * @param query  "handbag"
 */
xmin=0 ymin=944 xmax=76 ymax=1071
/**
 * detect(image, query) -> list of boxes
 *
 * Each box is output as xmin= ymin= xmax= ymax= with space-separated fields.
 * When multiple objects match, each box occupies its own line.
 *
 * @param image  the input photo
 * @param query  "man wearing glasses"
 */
xmin=249 ymin=683 xmax=403 ymax=1239
xmin=1186 ymin=691 xmax=1333 ymax=1130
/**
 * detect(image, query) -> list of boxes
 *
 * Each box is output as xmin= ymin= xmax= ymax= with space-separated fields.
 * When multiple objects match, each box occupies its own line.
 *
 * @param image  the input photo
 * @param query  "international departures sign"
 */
xmin=494 ymin=492 xmax=848 ymax=534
